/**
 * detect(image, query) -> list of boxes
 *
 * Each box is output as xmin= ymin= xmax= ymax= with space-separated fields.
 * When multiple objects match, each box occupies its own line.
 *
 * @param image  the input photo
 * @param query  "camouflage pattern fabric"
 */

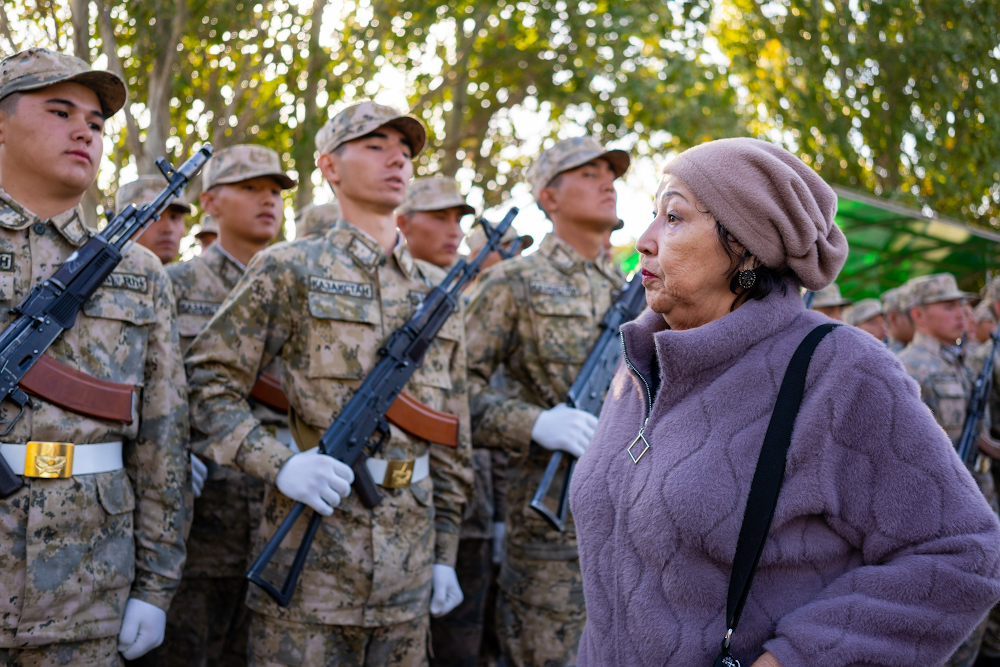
xmin=495 ymin=588 xmax=585 ymax=667
xmin=128 ymin=577 xmax=251 ymax=667
xmin=460 ymin=448 xmax=495 ymax=539
xmin=248 ymin=610 xmax=428 ymax=667
xmin=294 ymin=203 xmax=340 ymax=240
xmin=843 ymin=298 xmax=882 ymax=326
xmin=195 ymin=214 xmax=218 ymax=238
xmin=465 ymin=225 xmax=532 ymax=259
xmin=810 ymin=282 xmax=852 ymax=309
xmin=397 ymin=176 xmax=474 ymax=217
xmin=906 ymin=272 xmax=974 ymax=309
xmin=184 ymin=217 xmax=472 ymax=627
xmin=429 ymin=537 xmax=491 ymax=667
xmin=900 ymin=331 xmax=973 ymax=443
xmin=315 ymin=101 xmax=426 ymax=156
xmin=202 ymin=145 xmax=295 ymax=191
xmin=0 ymin=636 xmax=122 ymax=667
xmin=523 ymin=137 xmax=629 ymax=197
xmin=115 ymin=176 xmax=191 ymax=214
xmin=0 ymin=191 xmax=188 ymax=648
xmin=0 ymin=48 xmax=125 ymax=117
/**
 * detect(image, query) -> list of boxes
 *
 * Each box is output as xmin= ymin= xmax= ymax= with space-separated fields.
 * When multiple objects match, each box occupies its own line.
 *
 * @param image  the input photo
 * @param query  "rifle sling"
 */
xmin=19 ymin=354 xmax=134 ymax=424
xmin=250 ymin=372 xmax=291 ymax=413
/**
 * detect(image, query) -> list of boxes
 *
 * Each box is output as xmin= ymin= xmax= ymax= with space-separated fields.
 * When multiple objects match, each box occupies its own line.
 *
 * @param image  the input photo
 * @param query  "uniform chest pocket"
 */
xmin=306 ymin=291 xmax=381 ymax=380
xmin=411 ymin=314 xmax=462 ymax=391
xmin=529 ymin=291 xmax=593 ymax=364
xmin=80 ymin=287 xmax=156 ymax=385
xmin=931 ymin=379 xmax=966 ymax=400
xmin=177 ymin=313 xmax=210 ymax=340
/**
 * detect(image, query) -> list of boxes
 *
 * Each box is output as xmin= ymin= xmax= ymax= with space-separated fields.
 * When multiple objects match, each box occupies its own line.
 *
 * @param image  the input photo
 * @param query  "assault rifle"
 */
xmin=529 ymin=274 xmax=646 ymax=531
xmin=0 ymin=146 xmax=212 ymax=499
xmin=247 ymin=207 xmax=520 ymax=607
xmin=956 ymin=326 xmax=1000 ymax=469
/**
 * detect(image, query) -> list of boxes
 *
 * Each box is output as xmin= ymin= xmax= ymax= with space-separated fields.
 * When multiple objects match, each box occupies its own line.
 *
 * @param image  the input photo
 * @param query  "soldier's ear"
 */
xmin=537 ymin=186 xmax=559 ymax=217
xmin=317 ymin=152 xmax=341 ymax=188
xmin=200 ymin=188 xmax=216 ymax=215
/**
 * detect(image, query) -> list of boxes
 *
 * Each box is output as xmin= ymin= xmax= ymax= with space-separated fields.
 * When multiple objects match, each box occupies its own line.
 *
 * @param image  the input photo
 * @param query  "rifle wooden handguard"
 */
xmin=250 ymin=372 xmax=290 ymax=412
xmin=386 ymin=390 xmax=459 ymax=447
xmin=20 ymin=354 xmax=133 ymax=424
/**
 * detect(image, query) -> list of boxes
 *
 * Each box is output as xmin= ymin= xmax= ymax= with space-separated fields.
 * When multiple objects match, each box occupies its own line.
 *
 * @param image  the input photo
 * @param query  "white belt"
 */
xmin=0 ymin=441 xmax=123 ymax=477
xmin=365 ymin=453 xmax=429 ymax=489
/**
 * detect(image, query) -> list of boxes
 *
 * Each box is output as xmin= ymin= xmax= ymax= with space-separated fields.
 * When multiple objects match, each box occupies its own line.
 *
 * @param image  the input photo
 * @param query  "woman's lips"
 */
xmin=640 ymin=268 xmax=657 ymax=282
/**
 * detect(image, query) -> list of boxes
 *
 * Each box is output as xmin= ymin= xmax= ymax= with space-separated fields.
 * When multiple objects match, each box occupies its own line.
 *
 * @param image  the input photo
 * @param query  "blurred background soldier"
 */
xmin=294 ymin=200 xmax=340 ymax=239
xmin=465 ymin=223 xmax=533 ymax=274
xmin=843 ymin=297 xmax=886 ymax=341
xmin=898 ymin=273 xmax=996 ymax=667
xmin=134 ymin=145 xmax=295 ymax=667
xmin=116 ymin=176 xmax=190 ymax=264
xmin=974 ymin=299 xmax=998 ymax=351
xmin=396 ymin=175 xmax=474 ymax=270
xmin=881 ymin=284 xmax=915 ymax=354
xmin=810 ymin=282 xmax=852 ymax=321
xmin=0 ymin=48 xmax=188 ymax=664
xmin=465 ymin=136 xmax=630 ymax=667
xmin=194 ymin=213 xmax=218 ymax=252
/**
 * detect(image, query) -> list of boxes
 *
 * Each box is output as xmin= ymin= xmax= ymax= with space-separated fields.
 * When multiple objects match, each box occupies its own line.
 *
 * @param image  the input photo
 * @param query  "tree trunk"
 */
xmin=292 ymin=0 xmax=330 ymax=212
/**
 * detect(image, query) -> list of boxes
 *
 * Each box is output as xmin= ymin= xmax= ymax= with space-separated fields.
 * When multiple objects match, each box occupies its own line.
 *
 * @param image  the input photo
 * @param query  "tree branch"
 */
xmin=96 ymin=3 xmax=143 ymax=161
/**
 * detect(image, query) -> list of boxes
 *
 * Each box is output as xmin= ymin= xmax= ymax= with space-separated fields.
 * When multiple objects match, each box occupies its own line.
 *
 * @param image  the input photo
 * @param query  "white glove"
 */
xmin=531 ymin=403 xmax=599 ymax=459
xmin=491 ymin=521 xmax=506 ymax=565
xmin=190 ymin=454 xmax=208 ymax=498
xmin=275 ymin=447 xmax=354 ymax=516
xmin=430 ymin=564 xmax=464 ymax=617
xmin=117 ymin=598 xmax=166 ymax=660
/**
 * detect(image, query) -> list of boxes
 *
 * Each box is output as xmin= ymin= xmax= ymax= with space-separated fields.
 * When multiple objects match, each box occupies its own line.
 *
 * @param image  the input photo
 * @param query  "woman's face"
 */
xmin=636 ymin=176 xmax=738 ymax=330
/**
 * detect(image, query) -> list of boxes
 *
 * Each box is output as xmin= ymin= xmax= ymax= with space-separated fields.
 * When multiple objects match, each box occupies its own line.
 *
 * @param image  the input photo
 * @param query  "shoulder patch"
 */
xmin=346 ymin=236 xmax=380 ymax=270
xmin=529 ymin=281 xmax=579 ymax=297
xmin=103 ymin=272 xmax=148 ymax=293
xmin=309 ymin=275 xmax=373 ymax=299
xmin=549 ymin=245 xmax=578 ymax=272
xmin=0 ymin=253 xmax=12 ymax=271
xmin=177 ymin=299 xmax=221 ymax=316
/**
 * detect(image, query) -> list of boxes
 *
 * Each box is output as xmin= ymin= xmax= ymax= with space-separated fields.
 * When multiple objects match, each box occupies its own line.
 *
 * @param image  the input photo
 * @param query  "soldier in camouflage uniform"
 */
xmin=195 ymin=214 xmax=218 ymax=253
xmin=843 ymin=297 xmax=886 ymax=340
xmin=898 ymin=273 xmax=997 ymax=667
xmin=0 ymin=48 xmax=188 ymax=665
xmin=185 ymin=102 xmax=472 ymax=667
xmin=465 ymin=136 xmax=630 ymax=667
xmin=294 ymin=201 xmax=340 ymax=239
xmin=881 ymin=284 xmax=915 ymax=354
xmin=115 ymin=177 xmax=190 ymax=264
xmin=134 ymin=145 xmax=295 ymax=667
xmin=810 ymin=282 xmax=851 ymax=321
xmin=397 ymin=176 xmax=474 ymax=270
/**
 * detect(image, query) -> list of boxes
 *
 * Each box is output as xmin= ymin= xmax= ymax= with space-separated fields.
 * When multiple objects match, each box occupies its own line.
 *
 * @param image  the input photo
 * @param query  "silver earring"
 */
xmin=737 ymin=269 xmax=756 ymax=290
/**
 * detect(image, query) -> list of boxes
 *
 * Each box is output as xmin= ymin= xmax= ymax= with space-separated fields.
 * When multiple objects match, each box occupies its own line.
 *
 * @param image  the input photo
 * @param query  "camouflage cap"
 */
xmin=465 ymin=224 xmax=533 ymax=257
xmin=974 ymin=299 xmax=996 ymax=323
xmin=397 ymin=176 xmax=475 ymax=217
xmin=0 ymin=47 xmax=126 ymax=117
xmin=202 ymin=144 xmax=296 ymax=191
xmin=195 ymin=213 xmax=218 ymax=238
xmin=316 ymin=101 xmax=426 ymax=156
xmin=981 ymin=275 xmax=1000 ymax=309
xmin=905 ymin=273 xmax=974 ymax=308
xmin=844 ymin=298 xmax=883 ymax=326
xmin=525 ymin=136 xmax=630 ymax=198
xmin=811 ymin=282 xmax=852 ymax=309
xmin=115 ymin=175 xmax=192 ymax=214
xmin=880 ymin=285 xmax=910 ymax=314
xmin=295 ymin=201 xmax=341 ymax=239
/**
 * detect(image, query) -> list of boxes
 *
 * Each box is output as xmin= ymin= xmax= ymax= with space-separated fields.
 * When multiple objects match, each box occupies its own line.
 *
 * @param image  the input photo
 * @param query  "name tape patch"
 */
xmin=103 ymin=273 xmax=148 ymax=293
xmin=309 ymin=276 xmax=373 ymax=299
xmin=529 ymin=282 xmax=579 ymax=297
xmin=178 ymin=300 xmax=220 ymax=316
xmin=0 ymin=253 xmax=12 ymax=272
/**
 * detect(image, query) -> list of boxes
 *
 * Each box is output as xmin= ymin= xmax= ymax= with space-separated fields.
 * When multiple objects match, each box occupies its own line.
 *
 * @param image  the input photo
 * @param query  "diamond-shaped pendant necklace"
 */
xmin=626 ymin=418 xmax=650 ymax=464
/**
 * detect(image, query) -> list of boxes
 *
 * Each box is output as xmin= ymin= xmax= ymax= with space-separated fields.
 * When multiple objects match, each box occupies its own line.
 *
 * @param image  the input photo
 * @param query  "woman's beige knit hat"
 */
xmin=661 ymin=138 xmax=848 ymax=290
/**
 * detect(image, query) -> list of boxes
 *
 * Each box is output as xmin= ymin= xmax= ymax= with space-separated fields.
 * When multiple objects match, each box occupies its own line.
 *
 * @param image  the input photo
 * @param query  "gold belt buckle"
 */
xmin=24 ymin=442 xmax=74 ymax=478
xmin=382 ymin=459 xmax=415 ymax=488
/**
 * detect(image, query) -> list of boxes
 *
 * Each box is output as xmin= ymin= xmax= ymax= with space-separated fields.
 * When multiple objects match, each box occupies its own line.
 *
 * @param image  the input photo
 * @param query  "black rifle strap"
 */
xmin=725 ymin=323 xmax=840 ymax=638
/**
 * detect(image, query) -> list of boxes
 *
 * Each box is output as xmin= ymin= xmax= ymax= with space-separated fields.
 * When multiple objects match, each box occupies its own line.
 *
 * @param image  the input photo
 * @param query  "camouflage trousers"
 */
xmin=127 ymin=576 xmax=250 ymax=667
xmin=429 ymin=538 xmax=501 ymax=667
xmin=496 ymin=590 xmax=585 ymax=667
xmin=248 ymin=612 xmax=428 ymax=667
xmin=0 ymin=636 xmax=121 ymax=667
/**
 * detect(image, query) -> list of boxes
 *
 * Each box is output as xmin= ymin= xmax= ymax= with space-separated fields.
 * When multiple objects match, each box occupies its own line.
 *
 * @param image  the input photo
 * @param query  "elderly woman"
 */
xmin=569 ymin=138 xmax=1000 ymax=667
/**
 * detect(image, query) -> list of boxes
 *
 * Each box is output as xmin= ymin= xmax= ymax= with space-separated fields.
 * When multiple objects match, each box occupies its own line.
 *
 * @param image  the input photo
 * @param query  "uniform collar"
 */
xmin=910 ymin=331 xmax=962 ymax=364
xmin=539 ymin=232 xmax=619 ymax=280
xmin=325 ymin=217 xmax=415 ymax=280
xmin=0 ymin=188 xmax=91 ymax=247
xmin=200 ymin=242 xmax=246 ymax=289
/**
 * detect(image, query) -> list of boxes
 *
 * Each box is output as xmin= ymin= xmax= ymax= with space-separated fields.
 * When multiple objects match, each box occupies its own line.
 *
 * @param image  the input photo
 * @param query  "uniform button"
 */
xmin=32 ymin=223 xmax=46 ymax=235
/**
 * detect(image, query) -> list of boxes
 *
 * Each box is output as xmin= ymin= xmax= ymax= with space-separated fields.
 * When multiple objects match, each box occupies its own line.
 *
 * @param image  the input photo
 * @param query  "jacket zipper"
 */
xmin=620 ymin=331 xmax=653 ymax=461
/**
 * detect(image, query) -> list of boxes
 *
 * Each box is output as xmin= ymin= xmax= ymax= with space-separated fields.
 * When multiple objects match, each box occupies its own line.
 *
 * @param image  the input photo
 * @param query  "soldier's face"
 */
xmin=397 ymin=207 xmax=464 ymax=268
xmin=136 ymin=206 xmax=186 ymax=264
xmin=202 ymin=176 xmax=284 ymax=245
xmin=321 ymin=127 xmax=413 ymax=213
xmin=637 ymin=176 xmax=735 ymax=329
xmin=540 ymin=159 xmax=618 ymax=230
xmin=0 ymin=82 xmax=104 ymax=197
xmin=857 ymin=314 xmax=887 ymax=341
xmin=886 ymin=310 xmax=915 ymax=343
xmin=913 ymin=299 xmax=965 ymax=345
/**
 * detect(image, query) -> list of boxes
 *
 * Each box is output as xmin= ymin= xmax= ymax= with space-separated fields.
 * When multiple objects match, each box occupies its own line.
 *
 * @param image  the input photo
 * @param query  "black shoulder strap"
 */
xmin=724 ymin=323 xmax=840 ymax=643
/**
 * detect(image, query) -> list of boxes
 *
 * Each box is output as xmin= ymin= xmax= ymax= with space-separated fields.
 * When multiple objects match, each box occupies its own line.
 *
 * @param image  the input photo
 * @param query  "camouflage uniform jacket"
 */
xmin=899 ymin=331 xmax=971 ymax=442
xmin=0 ymin=191 xmax=188 ymax=647
xmin=166 ymin=243 xmax=270 ymax=579
xmin=464 ymin=233 xmax=625 ymax=561
xmin=887 ymin=337 xmax=906 ymax=355
xmin=185 ymin=217 xmax=472 ymax=627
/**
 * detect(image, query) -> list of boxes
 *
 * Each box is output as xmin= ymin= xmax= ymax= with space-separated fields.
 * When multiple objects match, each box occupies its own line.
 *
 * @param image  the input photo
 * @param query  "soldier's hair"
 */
xmin=715 ymin=220 xmax=791 ymax=311
xmin=0 ymin=93 xmax=21 ymax=117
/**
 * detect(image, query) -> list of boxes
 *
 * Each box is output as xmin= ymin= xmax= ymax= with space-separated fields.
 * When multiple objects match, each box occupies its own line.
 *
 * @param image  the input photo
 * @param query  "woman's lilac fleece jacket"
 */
xmin=570 ymin=286 xmax=1000 ymax=667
